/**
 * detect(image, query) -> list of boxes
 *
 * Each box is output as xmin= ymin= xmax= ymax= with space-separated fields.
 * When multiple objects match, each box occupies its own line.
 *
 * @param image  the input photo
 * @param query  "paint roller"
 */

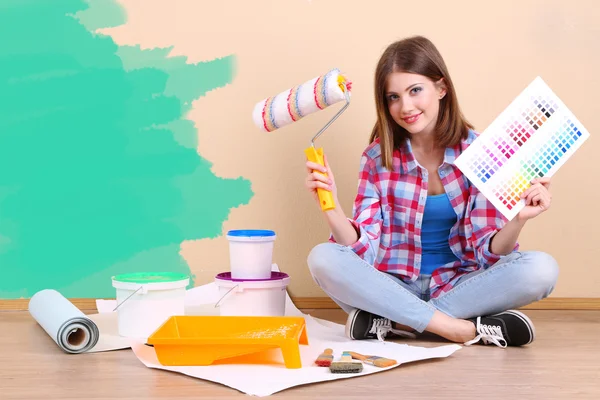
xmin=252 ymin=68 xmax=352 ymax=211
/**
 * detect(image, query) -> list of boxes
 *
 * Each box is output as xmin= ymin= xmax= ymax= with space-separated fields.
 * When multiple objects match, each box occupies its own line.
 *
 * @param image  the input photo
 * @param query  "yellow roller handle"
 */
xmin=304 ymin=146 xmax=335 ymax=211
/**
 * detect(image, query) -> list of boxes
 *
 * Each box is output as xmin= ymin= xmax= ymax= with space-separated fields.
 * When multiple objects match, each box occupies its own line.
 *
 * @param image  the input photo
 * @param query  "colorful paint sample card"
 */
xmin=455 ymin=76 xmax=589 ymax=221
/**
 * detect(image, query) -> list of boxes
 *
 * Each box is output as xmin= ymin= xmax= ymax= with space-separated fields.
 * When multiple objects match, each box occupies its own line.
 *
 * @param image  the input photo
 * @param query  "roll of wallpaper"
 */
xmin=28 ymin=289 xmax=100 ymax=354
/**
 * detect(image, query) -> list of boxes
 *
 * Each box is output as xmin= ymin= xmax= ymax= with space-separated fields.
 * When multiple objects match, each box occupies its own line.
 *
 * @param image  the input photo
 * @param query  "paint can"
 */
xmin=214 ymin=272 xmax=290 ymax=316
xmin=111 ymin=272 xmax=189 ymax=339
xmin=226 ymin=229 xmax=276 ymax=279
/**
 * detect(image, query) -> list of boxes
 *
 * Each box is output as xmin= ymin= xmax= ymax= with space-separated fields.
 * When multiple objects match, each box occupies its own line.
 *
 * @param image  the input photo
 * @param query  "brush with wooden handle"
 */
xmin=346 ymin=351 xmax=397 ymax=367
xmin=329 ymin=351 xmax=363 ymax=373
xmin=314 ymin=348 xmax=333 ymax=367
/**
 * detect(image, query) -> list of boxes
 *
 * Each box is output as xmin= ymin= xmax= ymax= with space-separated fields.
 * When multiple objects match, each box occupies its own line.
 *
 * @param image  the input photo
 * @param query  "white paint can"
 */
xmin=214 ymin=271 xmax=290 ymax=316
xmin=226 ymin=229 xmax=276 ymax=279
xmin=111 ymin=272 xmax=189 ymax=339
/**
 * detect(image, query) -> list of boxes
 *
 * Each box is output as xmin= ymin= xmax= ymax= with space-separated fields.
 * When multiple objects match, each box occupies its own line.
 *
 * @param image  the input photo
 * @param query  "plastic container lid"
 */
xmin=215 ymin=271 xmax=288 ymax=282
xmin=214 ymin=271 xmax=290 ymax=289
xmin=112 ymin=272 xmax=190 ymax=291
xmin=226 ymin=229 xmax=276 ymax=240
xmin=227 ymin=229 xmax=275 ymax=237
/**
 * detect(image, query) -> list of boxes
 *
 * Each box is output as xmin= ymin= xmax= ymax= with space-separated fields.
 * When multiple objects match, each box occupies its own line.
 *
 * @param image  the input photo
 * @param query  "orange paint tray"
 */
xmin=146 ymin=316 xmax=309 ymax=369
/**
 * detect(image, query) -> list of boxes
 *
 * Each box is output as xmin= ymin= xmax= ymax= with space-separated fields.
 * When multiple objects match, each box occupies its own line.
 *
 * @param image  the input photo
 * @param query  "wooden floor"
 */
xmin=2 ymin=309 xmax=599 ymax=399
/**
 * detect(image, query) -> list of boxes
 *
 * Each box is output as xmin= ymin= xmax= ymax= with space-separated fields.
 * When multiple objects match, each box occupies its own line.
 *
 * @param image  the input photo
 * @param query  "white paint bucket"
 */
xmin=226 ymin=229 xmax=276 ymax=279
xmin=214 ymin=271 xmax=290 ymax=316
xmin=111 ymin=272 xmax=189 ymax=339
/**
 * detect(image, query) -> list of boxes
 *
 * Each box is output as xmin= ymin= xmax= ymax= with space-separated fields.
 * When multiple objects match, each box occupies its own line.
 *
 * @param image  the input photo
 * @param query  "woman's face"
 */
xmin=385 ymin=71 xmax=446 ymax=137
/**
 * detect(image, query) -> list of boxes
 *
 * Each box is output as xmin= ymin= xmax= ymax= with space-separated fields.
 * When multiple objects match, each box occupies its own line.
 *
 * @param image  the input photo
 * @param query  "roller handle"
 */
xmin=304 ymin=146 xmax=335 ymax=211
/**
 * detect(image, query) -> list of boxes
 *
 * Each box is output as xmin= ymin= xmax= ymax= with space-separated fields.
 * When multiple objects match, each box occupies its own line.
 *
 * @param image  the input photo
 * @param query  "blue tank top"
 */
xmin=420 ymin=193 xmax=459 ymax=275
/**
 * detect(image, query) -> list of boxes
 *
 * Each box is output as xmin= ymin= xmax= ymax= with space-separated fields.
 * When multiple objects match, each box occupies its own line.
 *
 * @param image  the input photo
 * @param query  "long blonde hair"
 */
xmin=370 ymin=36 xmax=473 ymax=170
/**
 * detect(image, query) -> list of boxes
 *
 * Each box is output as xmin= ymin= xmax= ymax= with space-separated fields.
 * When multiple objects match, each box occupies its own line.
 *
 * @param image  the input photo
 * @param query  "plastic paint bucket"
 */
xmin=214 ymin=272 xmax=290 ymax=316
xmin=111 ymin=272 xmax=189 ymax=339
xmin=226 ymin=229 xmax=276 ymax=279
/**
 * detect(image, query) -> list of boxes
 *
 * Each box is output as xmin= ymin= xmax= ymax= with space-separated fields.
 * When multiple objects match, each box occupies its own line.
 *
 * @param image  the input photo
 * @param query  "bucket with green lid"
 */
xmin=111 ymin=272 xmax=189 ymax=339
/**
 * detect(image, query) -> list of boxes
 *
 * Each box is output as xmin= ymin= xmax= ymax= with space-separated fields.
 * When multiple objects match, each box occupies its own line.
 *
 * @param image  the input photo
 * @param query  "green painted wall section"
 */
xmin=0 ymin=0 xmax=253 ymax=298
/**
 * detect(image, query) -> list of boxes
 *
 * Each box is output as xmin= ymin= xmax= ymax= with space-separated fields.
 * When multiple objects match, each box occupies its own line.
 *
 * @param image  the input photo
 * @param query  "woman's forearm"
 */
xmin=489 ymin=217 xmax=527 ymax=255
xmin=324 ymin=204 xmax=359 ymax=246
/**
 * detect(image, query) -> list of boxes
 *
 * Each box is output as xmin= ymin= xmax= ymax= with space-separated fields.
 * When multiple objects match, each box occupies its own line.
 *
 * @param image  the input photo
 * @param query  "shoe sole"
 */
xmin=495 ymin=309 xmax=536 ymax=345
xmin=345 ymin=309 xmax=361 ymax=340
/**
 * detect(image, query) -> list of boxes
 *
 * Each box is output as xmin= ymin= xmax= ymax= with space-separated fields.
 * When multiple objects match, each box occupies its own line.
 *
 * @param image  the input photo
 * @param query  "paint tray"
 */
xmin=146 ymin=315 xmax=309 ymax=369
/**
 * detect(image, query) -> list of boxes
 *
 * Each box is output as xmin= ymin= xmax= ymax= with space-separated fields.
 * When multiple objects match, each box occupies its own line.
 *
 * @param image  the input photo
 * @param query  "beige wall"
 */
xmin=106 ymin=0 xmax=599 ymax=298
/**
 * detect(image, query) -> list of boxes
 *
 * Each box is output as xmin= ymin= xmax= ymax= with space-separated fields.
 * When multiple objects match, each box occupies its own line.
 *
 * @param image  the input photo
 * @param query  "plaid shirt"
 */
xmin=330 ymin=129 xmax=518 ymax=299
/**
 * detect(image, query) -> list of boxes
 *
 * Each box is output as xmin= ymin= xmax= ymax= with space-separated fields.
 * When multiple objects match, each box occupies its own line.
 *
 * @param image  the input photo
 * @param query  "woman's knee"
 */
xmin=307 ymin=242 xmax=343 ymax=280
xmin=518 ymin=251 xmax=560 ymax=298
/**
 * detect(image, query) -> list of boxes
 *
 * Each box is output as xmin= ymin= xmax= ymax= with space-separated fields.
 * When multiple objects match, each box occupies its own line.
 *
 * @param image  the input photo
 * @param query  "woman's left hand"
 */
xmin=517 ymin=177 xmax=552 ymax=221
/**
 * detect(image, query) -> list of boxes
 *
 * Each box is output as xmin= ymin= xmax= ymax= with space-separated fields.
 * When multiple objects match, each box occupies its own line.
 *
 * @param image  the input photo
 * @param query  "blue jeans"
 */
xmin=307 ymin=243 xmax=559 ymax=333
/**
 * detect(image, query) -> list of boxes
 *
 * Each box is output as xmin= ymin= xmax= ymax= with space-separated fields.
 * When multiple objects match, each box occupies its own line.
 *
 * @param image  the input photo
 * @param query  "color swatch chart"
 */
xmin=455 ymin=76 xmax=589 ymax=221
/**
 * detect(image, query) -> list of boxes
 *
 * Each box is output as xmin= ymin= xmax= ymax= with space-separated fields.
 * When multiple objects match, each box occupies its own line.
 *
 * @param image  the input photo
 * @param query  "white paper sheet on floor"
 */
xmin=126 ymin=273 xmax=461 ymax=397
xmin=91 ymin=265 xmax=461 ymax=395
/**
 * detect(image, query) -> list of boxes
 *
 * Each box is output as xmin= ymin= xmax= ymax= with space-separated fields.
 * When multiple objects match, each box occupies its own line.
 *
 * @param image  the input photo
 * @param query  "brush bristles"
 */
xmin=329 ymin=362 xmax=363 ymax=374
xmin=315 ymin=357 xmax=332 ymax=367
xmin=315 ymin=348 xmax=333 ymax=367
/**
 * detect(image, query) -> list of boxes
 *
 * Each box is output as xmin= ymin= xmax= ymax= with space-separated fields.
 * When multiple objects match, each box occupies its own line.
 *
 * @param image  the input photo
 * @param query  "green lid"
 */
xmin=112 ymin=272 xmax=189 ymax=284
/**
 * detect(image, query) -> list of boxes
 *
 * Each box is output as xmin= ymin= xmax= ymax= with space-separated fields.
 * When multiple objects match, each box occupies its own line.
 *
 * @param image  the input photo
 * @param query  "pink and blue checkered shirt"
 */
xmin=330 ymin=130 xmax=518 ymax=299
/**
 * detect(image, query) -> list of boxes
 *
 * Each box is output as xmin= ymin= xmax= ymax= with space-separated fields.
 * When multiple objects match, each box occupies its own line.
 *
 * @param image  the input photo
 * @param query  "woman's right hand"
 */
xmin=305 ymin=154 xmax=338 ymax=207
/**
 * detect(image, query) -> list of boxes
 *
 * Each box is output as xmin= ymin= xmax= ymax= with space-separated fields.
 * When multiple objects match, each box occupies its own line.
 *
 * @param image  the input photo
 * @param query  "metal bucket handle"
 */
xmin=214 ymin=284 xmax=240 ymax=308
xmin=112 ymin=285 xmax=148 ymax=312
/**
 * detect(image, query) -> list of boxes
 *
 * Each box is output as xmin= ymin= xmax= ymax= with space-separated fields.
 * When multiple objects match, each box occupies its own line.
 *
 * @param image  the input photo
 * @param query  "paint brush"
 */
xmin=346 ymin=351 xmax=397 ymax=367
xmin=315 ymin=348 xmax=333 ymax=367
xmin=329 ymin=351 xmax=363 ymax=374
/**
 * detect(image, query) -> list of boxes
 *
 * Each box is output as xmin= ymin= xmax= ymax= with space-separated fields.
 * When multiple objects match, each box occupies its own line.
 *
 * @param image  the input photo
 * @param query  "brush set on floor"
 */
xmin=315 ymin=348 xmax=397 ymax=373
